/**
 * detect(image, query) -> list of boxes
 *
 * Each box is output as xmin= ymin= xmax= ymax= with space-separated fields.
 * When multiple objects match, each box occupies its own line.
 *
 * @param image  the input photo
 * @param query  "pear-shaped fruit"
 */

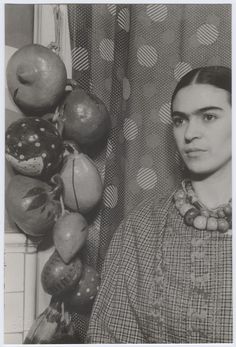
xmin=6 ymin=44 xmax=67 ymax=116
xmin=41 ymin=250 xmax=82 ymax=297
xmin=60 ymin=153 xmax=103 ymax=214
xmin=53 ymin=212 xmax=88 ymax=264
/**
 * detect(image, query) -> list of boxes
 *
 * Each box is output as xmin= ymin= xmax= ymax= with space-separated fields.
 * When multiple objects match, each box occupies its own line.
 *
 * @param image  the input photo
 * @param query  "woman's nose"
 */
xmin=184 ymin=118 xmax=201 ymax=142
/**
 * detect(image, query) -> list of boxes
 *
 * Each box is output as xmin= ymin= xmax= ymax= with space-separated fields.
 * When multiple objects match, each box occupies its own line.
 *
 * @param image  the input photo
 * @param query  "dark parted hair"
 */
xmin=171 ymin=66 xmax=231 ymax=111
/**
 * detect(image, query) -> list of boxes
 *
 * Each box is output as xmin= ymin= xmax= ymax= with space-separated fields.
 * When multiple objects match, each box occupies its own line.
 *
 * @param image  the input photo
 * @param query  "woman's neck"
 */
xmin=189 ymin=163 xmax=232 ymax=209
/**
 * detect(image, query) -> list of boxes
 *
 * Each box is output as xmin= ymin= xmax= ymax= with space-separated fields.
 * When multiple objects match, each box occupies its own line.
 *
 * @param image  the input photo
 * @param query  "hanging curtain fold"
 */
xmin=67 ymin=3 xmax=231 ymax=342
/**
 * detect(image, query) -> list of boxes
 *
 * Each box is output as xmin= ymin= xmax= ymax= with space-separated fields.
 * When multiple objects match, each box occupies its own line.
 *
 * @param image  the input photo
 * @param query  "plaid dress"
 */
xmin=87 ymin=190 xmax=232 ymax=343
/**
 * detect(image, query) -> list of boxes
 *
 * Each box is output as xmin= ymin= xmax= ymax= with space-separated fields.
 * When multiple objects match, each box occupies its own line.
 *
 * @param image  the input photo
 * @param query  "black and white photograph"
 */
xmin=4 ymin=2 xmax=232 ymax=344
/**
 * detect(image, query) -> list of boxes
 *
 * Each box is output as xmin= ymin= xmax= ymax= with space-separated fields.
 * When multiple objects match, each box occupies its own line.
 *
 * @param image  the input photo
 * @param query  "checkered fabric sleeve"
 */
xmin=86 ymin=216 xmax=146 ymax=343
xmin=86 ymin=194 xmax=172 ymax=343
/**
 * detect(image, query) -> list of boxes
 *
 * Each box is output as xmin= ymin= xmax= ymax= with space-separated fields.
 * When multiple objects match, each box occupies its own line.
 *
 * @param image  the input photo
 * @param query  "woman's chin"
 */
xmin=184 ymin=164 xmax=216 ymax=180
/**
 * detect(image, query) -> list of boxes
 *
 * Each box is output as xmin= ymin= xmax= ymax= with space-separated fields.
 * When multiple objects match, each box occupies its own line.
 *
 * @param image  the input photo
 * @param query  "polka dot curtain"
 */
xmin=67 ymin=4 xmax=231 ymax=341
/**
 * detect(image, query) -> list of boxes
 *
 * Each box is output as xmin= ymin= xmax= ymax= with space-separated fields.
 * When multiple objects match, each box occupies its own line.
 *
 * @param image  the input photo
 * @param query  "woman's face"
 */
xmin=172 ymin=84 xmax=231 ymax=176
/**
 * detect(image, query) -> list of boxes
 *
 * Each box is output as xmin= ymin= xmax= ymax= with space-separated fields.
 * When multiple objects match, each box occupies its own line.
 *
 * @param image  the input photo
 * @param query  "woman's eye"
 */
xmin=172 ymin=117 xmax=185 ymax=127
xmin=203 ymin=113 xmax=217 ymax=121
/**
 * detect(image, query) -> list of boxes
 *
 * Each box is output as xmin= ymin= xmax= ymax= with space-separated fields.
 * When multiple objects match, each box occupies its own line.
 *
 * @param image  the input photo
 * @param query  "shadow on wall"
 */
xmin=5 ymin=4 xmax=34 ymax=48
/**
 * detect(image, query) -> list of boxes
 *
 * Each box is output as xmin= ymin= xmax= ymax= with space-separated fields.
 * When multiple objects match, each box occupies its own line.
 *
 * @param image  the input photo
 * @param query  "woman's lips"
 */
xmin=184 ymin=148 xmax=207 ymax=158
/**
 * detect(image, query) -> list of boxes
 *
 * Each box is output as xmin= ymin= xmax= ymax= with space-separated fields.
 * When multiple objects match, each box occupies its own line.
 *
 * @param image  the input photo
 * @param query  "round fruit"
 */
xmin=64 ymin=265 xmax=100 ymax=314
xmin=53 ymin=212 xmax=88 ymax=264
xmin=60 ymin=153 xmax=103 ymax=213
xmin=5 ymin=175 xmax=62 ymax=237
xmin=5 ymin=117 xmax=64 ymax=179
xmin=6 ymin=44 xmax=67 ymax=116
xmin=61 ymin=88 xmax=110 ymax=146
xmin=41 ymin=250 xmax=83 ymax=296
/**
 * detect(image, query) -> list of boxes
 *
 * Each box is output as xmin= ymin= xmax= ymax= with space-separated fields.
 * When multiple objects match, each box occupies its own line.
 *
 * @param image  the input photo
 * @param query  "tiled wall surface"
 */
xmin=5 ymin=6 xmax=72 ymax=343
xmin=5 ymin=5 xmax=34 ymax=344
xmin=5 ymin=5 xmax=34 ymax=231
xmin=4 ymin=234 xmax=37 ymax=344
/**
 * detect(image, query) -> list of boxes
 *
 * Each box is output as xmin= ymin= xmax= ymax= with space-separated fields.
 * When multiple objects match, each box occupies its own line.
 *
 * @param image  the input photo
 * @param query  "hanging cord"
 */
xmin=48 ymin=5 xmax=62 ymax=55
xmin=60 ymin=194 xmax=66 ymax=216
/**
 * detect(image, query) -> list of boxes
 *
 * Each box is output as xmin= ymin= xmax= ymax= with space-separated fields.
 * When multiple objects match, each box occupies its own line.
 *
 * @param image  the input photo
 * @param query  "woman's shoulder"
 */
xmin=112 ymin=188 xmax=177 ymax=262
xmin=126 ymin=187 xmax=177 ymax=227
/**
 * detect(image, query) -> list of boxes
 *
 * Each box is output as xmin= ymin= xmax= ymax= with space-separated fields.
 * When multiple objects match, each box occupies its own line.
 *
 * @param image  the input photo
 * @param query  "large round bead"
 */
xmin=5 ymin=117 xmax=63 ymax=179
xmin=200 ymin=209 xmax=210 ymax=218
xmin=187 ymin=190 xmax=198 ymax=204
xmin=174 ymin=189 xmax=186 ymax=201
xmin=179 ymin=203 xmax=192 ymax=216
xmin=184 ymin=207 xmax=200 ymax=226
xmin=217 ymin=218 xmax=230 ymax=233
xmin=217 ymin=209 xmax=225 ymax=218
xmin=209 ymin=211 xmax=218 ymax=218
xmin=206 ymin=217 xmax=218 ymax=231
xmin=193 ymin=215 xmax=207 ymax=230
xmin=223 ymin=205 xmax=232 ymax=216
xmin=175 ymin=198 xmax=186 ymax=210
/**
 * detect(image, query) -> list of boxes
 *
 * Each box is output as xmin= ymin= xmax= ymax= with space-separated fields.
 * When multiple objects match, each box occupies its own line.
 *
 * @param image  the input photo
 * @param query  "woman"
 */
xmin=87 ymin=66 xmax=232 ymax=343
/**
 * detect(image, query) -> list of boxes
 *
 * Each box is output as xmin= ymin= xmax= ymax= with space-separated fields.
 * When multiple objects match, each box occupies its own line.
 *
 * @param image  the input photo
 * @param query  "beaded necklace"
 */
xmin=173 ymin=180 xmax=232 ymax=233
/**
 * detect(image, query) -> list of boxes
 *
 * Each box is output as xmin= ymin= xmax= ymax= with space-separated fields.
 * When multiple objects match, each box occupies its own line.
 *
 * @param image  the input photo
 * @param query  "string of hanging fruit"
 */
xmin=5 ymin=43 xmax=111 ymax=343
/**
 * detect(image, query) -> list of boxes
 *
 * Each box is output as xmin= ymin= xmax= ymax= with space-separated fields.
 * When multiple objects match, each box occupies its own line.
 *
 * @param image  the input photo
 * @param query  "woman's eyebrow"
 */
xmin=171 ymin=111 xmax=187 ymax=118
xmin=195 ymin=106 xmax=223 ymax=114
